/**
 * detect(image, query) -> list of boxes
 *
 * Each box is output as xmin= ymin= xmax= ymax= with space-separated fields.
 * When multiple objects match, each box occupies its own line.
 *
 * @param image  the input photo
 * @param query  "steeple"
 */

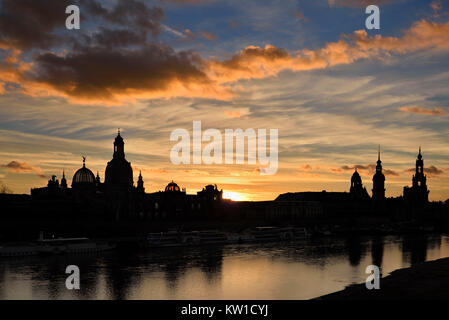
xmin=376 ymin=145 xmax=382 ymax=171
xmin=372 ymin=145 xmax=385 ymax=202
xmin=113 ymin=129 xmax=125 ymax=159
xmin=416 ymin=147 xmax=424 ymax=174
xmin=60 ymin=170 xmax=67 ymax=189
xmin=404 ymin=147 xmax=429 ymax=204
xmin=137 ymin=171 xmax=145 ymax=193
xmin=96 ymin=171 xmax=101 ymax=185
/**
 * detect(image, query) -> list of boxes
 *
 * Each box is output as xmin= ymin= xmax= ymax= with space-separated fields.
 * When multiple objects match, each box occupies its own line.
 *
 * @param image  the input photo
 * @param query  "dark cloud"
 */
xmin=341 ymin=164 xmax=399 ymax=176
xmin=404 ymin=165 xmax=444 ymax=176
xmin=0 ymin=0 xmax=72 ymax=49
xmin=85 ymin=0 xmax=165 ymax=36
xmin=1 ymin=161 xmax=46 ymax=178
xmin=28 ymin=44 xmax=214 ymax=103
xmin=0 ymin=0 xmax=165 ymax=50
xmin=79 ymin=28 xmax=148 ymax=49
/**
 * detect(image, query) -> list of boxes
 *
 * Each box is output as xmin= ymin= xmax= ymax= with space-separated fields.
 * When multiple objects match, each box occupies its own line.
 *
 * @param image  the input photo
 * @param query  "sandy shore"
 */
xmin=316 ymin=257 xmax=449 ymax=300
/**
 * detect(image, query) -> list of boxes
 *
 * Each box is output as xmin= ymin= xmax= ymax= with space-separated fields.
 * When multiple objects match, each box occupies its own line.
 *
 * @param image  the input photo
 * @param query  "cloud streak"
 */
xmin=1 ymin=161 xmax=46 ymax=178
xmin=399 ymin=106 xmax=447 ymax=116
xmin=341 ymin=164 xmax=399 ymax=177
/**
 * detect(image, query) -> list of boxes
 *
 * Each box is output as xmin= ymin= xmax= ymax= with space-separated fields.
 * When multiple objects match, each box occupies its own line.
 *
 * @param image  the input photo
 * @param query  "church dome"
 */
xmin=351 ymin=169 xmax=362 ymax=183
xmin=165 ymin=181 xmax=180 ymax=192
xmin=72 ymin=158 xmax=95 ymax=186
xmin=105 ymin=158 xmax=133 ymax=186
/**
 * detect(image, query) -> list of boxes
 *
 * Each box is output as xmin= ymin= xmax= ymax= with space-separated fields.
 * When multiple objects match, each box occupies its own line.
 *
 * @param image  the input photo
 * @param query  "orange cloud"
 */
xmin=404 ymin=165 xmax=444 ymax=177
xmin=224 ymin=110 xmax=250 ymax=119
xmin=399 ymin=106 xmax=447 ymax=116
xmin=208 ymin=20 xmax=449 ymax=85
xmin=341 ymin=164 xmax=399 ymax=177
xmin=200 ymin=31 xmax=217 ymax=41
xmin=3 ymin=19 xmax=449 ymax=105
xmin=1 ymin=161 xmax=46 ymax=178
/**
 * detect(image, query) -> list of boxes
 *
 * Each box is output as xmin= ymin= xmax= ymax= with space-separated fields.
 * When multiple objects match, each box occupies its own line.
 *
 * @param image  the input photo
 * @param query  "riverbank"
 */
xmin=317 ymin=257 xmax=449 ymax=299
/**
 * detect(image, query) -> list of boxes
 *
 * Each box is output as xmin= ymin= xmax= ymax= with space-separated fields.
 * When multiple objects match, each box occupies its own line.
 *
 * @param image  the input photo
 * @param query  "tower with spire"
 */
xmin=60 ymin=170 xmax=68 ymax=189
xmin=372 ymin=146 xmax=386 ymax=202
xmin=137 ymin=171 xmax=145 ymax=193
xmin=105 ymin=129 xmax=134 ymax=187
xmin=105 ymin=129 xmax=135 ymax=220
xmin=403 ymin=147 xmax=429 ymax=204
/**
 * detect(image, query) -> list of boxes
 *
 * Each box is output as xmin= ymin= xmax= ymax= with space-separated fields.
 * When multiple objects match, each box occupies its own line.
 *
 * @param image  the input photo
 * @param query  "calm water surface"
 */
xmin=1 ymin=234 xmax=448 ymax=300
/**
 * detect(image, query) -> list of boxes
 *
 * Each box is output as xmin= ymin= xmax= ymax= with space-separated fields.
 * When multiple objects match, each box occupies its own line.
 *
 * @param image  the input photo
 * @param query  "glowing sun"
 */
xmin=223 ymin=191 xmax=246 ymax=201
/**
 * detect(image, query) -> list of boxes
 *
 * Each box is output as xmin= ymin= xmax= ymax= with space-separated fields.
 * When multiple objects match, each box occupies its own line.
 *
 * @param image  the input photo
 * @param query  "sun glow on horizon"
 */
xmin=223 ymin=191 xmax=247 ymax=201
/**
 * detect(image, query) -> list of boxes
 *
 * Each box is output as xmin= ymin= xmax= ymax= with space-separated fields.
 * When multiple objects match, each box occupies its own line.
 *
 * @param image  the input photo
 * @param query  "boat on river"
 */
xmin=0 ymin=232 xmax=115 ymax=257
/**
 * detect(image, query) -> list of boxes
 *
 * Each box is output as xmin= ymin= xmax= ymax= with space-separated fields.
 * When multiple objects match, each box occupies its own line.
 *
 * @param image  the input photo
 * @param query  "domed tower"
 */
xmin=72 ymin=157 xmax=96 ymax=189
xmin=104 ymin=130 xmax=135 ymax=221
xmin=351 ymin=169 xmax=362 ymax=190
xmin=165 ymin=181 xmax=181 ymax=192
xmin=105 ymin=130 xmax=134 ymax=187
xmin=350 ymin=168 xmax=369 ymax=200
xmin=372 ymin=146 xmax=385 ymax=202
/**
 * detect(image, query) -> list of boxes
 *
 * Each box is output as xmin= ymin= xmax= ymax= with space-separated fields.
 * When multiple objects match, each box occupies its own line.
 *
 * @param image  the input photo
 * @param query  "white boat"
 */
xmin=147 ymin=231 xmax=200 ymax=248
xmin=249 ymin=226 xmax=310 ymax=243
xmin=0 ymin=232 xmax=115 ymax=257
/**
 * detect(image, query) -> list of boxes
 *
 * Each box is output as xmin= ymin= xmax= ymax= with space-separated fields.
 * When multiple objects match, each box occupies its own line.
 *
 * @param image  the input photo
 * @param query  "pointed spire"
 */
xmin=378 ymin=145 xmax=381 ymax=161
xmin=118 ymin=128 xmax=121 ymax=136
xmin=62 ymin=170 xmax=65 ymax=178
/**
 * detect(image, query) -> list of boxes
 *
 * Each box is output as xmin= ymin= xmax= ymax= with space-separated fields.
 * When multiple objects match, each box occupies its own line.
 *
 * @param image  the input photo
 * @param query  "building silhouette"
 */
xmin=372 ymin=146 xmax=386 ymax=204
xmin=27 ymin=133 xmax=440 ymax=226
xmin=403 ymin=147 xmax=429 ymax=205
xmin=104 ymin=130 xmax=136 ymax=220
xmin=350 ymin=169 xmax=370 ymax=200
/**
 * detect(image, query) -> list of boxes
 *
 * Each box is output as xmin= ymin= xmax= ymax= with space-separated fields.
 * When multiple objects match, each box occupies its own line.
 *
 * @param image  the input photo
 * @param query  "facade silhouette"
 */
xmin=24 ymin=135 xmax=444 ymax=230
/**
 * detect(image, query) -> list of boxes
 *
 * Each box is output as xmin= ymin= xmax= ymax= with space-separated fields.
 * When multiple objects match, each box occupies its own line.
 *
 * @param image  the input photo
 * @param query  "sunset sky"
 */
xmin=1 ymin=0 xmax=449 ymax=201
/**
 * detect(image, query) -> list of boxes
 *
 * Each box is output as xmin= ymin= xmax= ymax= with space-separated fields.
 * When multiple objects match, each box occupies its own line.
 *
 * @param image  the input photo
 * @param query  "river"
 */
xmin=0 ymin=234 xmax=447 ymax=299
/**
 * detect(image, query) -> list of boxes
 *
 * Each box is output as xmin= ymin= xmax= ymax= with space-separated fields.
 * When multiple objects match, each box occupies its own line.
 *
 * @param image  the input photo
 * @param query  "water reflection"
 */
xmin=0 ymin=234 xmax=447 ymax=300
xmin=371 ymin=236 xmax=384 ymax=269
